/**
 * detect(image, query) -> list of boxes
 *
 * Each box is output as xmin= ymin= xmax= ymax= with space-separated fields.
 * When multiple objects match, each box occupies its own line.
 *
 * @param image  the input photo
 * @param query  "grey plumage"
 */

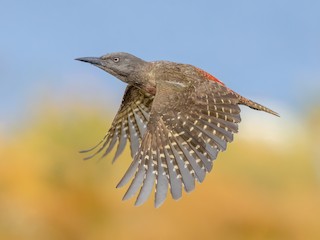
xmin=76 ymin=52 xmax=279 ymax=207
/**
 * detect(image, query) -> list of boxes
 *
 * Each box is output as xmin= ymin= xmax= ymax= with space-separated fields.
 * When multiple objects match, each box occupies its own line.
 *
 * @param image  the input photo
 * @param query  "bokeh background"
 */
xmin=1 ymin=1 xmax=320 ymax=239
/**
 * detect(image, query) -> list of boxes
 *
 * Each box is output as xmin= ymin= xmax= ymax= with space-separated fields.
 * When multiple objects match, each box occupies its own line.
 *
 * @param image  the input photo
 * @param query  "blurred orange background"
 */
xmin=1 ymin=98 xmax=319 ymax=240
xmin=1 ymin=1 xmax=320 ymax=239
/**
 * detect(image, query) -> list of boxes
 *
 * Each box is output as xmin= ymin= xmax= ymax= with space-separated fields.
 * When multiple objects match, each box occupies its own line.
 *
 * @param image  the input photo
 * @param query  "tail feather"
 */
xmin=237 ymin=95 xmax=280 ymax=117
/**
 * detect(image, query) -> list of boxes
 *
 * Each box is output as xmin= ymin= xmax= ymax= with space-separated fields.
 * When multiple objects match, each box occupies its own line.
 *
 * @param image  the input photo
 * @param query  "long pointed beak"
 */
xmin=75 ymin=57 xmax=102 ymax=65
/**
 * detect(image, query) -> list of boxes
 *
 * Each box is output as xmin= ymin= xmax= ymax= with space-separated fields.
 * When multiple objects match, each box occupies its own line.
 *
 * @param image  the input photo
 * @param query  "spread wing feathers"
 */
xmin=80 ymin=85 xmax=154 ymax=161
xmin=117 ymin=80 xmax=241 ymax=207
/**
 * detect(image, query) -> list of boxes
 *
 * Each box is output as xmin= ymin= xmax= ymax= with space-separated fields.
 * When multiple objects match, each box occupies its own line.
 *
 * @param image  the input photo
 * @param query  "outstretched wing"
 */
xmin=81 ymin=85 xmax=154 ymax=162
xmin=117 ymin=79 xmax=241 ymax=207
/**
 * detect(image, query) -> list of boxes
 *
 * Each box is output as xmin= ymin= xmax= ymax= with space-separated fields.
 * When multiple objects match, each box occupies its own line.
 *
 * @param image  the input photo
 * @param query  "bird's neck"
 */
xmin=129 ymin=62 xmax=157 ymax=95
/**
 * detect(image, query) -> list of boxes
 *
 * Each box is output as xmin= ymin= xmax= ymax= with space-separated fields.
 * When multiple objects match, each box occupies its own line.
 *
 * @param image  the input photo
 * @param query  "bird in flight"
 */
xmin=76 ymin=52 xmax=279 ymax=207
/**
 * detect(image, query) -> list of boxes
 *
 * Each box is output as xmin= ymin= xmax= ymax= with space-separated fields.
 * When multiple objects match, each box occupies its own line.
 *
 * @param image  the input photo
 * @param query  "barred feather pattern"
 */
xmin=80 ymin=85 xmax=154 ymax=161
xmin=77 ymin=53 xmax=279 ymax=208
xmin=117 ymin=80 xmax=242 ymax=207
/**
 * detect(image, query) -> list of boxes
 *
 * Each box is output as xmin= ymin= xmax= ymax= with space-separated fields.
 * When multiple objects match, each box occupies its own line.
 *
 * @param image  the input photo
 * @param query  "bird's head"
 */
xmin=76 ymin=52 xmax=148 ymax=84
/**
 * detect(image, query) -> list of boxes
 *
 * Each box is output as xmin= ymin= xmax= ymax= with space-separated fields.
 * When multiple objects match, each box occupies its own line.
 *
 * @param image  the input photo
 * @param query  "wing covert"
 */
xmin=118 ymin=80 xmax=241 ymax=207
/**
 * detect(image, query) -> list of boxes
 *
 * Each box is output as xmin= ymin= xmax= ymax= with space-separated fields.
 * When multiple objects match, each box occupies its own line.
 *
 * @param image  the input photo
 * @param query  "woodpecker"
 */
xmin=76 ymin=52 xmax=279 ymax=207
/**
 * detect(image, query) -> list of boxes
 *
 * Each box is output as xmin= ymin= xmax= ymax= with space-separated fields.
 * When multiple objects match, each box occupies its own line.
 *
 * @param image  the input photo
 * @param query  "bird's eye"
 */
xmin=113 ymin=57 xmax=120 ymax=63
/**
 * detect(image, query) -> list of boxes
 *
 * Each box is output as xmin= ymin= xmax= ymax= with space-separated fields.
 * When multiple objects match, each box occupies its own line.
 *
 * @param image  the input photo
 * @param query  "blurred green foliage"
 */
xmin=0 ymin=101 xmax=319 ymax=240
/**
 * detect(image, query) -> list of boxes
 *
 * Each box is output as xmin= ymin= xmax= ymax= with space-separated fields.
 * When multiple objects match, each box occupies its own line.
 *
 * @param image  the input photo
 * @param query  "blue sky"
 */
xmin=1 ymin=0 xmax=320 ymax=131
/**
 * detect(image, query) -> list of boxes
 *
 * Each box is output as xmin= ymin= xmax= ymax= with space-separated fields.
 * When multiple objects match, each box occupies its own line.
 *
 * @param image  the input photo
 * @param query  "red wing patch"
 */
xmin=195 ymin=67 xmax=225 ymax=86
